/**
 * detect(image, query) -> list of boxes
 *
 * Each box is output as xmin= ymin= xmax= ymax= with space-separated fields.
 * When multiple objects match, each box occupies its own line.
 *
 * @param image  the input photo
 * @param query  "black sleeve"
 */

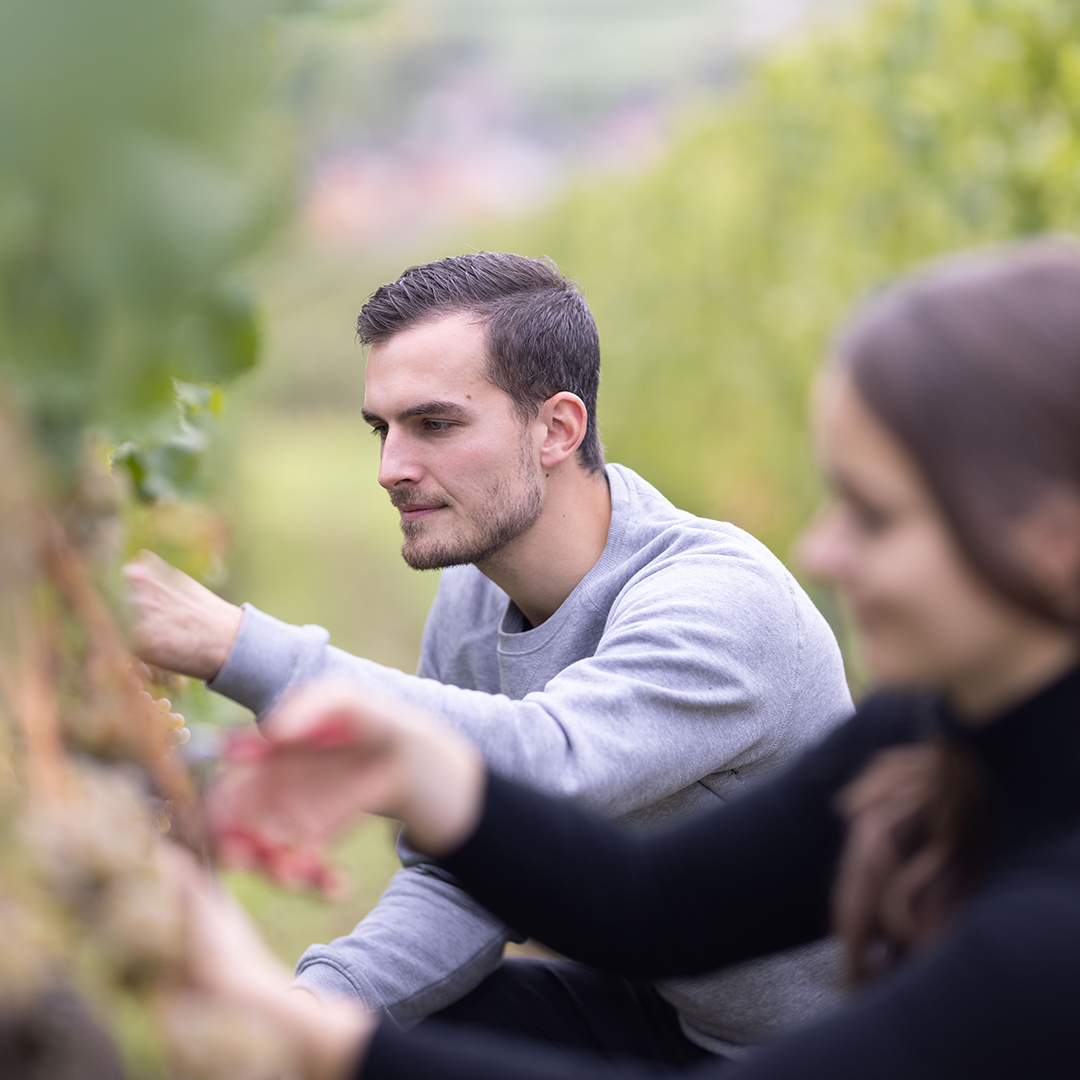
xmin=365 ymin=1022 xmax=723 ymax=1080
xmin=714 ymin=866 xmax=1080 ymax=1079
xmin=438 ymin=703 xmax=903 ymax=977
xmin=363 ymin=868 xmax=1080 ymax=1080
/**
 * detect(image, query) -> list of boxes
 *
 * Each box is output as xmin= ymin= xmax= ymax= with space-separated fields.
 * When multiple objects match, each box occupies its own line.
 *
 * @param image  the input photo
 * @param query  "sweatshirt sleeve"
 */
xmin=435 ymin=702 xmax=914 ymax=978
xmin=209 ymin=554 xmax=851 ymax=816
xmin=355 ymin=748 xmax=844 ymax=1079
xmin=291 ymin=864 xmax=515 ymax=1026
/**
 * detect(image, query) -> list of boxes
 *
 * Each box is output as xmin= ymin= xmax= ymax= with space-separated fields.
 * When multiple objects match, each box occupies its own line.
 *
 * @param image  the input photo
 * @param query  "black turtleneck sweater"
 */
xmin=364 ymin=664 xmax=1080 ymax=1079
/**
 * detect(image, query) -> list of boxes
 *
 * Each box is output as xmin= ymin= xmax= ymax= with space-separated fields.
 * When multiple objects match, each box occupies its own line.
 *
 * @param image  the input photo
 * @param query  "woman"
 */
xmin=193 ymin=237 xmax=1080 ymax=1079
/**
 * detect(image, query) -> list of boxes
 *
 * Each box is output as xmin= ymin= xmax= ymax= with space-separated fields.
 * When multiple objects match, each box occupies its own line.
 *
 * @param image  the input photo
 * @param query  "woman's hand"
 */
xmin=206 ymin=679 xmax=486 ymax=891
xmin=163 ymin=845 xmax=374 ymax=1080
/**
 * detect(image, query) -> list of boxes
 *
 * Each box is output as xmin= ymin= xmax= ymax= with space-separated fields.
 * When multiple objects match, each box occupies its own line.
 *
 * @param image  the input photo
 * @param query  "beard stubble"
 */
xmin=397 ymin=447 xmax=544 ymax=571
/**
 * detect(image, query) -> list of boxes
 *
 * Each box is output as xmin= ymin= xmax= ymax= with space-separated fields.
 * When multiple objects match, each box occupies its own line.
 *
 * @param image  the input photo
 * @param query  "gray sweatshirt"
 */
xmin=210 ymin=463 xmax=853 ymax=1056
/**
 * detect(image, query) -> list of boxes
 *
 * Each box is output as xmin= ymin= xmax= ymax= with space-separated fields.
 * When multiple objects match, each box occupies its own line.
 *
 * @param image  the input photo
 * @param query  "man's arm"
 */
xmin=206 ymin=560 xmax=850 ymax=813
xmin=133 ymin=549 xmax=851 ymax=1024
xmin=125 ymin=549 xmax=850 ymax=813
xmin=123 ymin=550 xmax=243 ymax=681
xmin=292 ymin=862 xmax=517 ymax=1024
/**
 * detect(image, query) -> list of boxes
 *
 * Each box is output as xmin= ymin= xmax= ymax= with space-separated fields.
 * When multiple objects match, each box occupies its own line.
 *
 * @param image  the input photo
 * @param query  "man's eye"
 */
xmin=423 ymin=420 xmax=452 ymax=432
xmin=369 ymin=426 xmax=388 ymax=440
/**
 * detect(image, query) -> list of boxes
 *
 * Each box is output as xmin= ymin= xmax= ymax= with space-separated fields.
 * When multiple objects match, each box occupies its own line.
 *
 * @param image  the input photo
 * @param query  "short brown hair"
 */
xmin=358 ymin=253 xmax=604 ymax=471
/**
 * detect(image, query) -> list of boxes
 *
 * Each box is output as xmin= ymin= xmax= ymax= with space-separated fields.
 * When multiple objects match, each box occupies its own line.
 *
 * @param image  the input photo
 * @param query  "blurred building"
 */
xmin=295 ymin=0 xmax=856 ymax=248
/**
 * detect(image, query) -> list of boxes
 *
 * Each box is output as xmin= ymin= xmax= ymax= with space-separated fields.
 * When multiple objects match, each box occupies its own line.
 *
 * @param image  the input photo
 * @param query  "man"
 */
xmin=126 ymin=252 xmax=853 ymax=1066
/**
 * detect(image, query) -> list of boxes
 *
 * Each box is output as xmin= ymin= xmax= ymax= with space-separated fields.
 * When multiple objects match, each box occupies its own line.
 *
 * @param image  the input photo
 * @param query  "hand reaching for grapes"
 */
xmin=205 ymin=679 xmax=486 ymax=892
xmin=123 ymin=550 xmax=243 ymax=682
xmin=162 ymin=845 xmax=373 ymax=1080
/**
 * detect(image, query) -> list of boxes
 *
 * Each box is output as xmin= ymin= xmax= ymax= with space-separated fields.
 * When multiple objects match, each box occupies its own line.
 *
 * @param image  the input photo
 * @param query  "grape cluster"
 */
xmin=22 ymin=762 xmax=184 ymax=984
xmin=147 ymin=692 xmax=192 ymax=748
xmin=0 ymin=410 xmax=286 ymax=1077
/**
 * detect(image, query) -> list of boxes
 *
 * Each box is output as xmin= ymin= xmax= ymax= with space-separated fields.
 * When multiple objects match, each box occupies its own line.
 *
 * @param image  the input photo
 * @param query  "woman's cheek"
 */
xmin=858 ymin=596 xmax=938 ymax=686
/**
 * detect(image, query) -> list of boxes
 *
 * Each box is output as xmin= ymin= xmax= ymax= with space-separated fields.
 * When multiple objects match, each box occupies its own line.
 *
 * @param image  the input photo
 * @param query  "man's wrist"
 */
xmin=201 ymin=598 xmax=244 ymax=682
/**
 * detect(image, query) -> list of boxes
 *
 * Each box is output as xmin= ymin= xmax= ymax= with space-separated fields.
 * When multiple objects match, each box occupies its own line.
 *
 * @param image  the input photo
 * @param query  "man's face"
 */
xmin=362 ymin=312 xmax=544 ymax=571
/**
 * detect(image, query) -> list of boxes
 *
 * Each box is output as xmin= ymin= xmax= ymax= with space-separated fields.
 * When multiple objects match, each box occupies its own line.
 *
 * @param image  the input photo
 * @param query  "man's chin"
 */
xmin=400 ymin=539 xmax=471 ymax=572
xmin=399 ymin=489 xmax=542 ymax=572
xmin=401 ymin=530 xmax=520 ymax=571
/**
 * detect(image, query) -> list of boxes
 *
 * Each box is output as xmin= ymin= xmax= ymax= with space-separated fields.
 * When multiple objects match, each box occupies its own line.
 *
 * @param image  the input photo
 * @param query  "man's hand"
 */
xmin=207 ymin=679 xmax=486 ymax=891
xmin=123 ymin=550 xmax=243 ymax=682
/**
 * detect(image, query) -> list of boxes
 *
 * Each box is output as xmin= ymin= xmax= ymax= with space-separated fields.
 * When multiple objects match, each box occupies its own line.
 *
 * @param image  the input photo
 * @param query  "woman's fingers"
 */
xmin=158 ymin=844 xmax=374 ymax=1080
xmin=206 ymin=723 xmax=395 ymax=892
xmin=259 ymin=679 xmax=398 ymax=748
xmin=208 ymin=677 xmax=485 ymax=878
xmin=161 ymin=842 xmax=292 ymax=997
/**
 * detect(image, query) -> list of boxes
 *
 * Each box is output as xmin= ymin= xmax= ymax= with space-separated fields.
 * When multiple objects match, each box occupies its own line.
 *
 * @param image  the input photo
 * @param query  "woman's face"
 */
xmin=801 ymin=371 xmax=1077 ymax=716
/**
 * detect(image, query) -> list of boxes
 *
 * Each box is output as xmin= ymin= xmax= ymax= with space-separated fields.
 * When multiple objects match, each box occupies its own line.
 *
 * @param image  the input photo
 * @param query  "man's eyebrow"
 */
xmin=362 ymin=400 xmax=470 ymax=425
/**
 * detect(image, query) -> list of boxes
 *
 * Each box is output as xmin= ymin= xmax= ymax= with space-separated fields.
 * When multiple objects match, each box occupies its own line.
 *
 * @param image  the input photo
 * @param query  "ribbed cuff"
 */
xmin=207 ymin=603 xmax=329 ymax=720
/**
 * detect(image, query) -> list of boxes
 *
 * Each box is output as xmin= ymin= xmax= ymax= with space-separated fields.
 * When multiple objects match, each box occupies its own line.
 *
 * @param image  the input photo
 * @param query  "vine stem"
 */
xmin=0 ymin=601 xmax=69 ymax=804
xmin=44 ymin=514 xmax=209 ymax=858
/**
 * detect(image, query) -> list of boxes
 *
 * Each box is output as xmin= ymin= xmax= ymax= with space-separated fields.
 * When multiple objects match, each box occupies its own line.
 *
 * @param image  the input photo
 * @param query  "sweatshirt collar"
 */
xmin=498 ymin=463 xmax=631 ymax=645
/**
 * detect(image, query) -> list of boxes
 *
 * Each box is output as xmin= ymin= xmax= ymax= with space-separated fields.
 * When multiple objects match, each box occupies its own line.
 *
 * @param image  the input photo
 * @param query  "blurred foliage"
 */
xmin=0 ymin=0 xmax=338 ymax=1076
xmin=0 ymin=0 xmax=300 ymax=492
xmin=114 ymin=382 xmax=228 ymax=504
xmin=487 ymin=0 xmax=1080 ymax=564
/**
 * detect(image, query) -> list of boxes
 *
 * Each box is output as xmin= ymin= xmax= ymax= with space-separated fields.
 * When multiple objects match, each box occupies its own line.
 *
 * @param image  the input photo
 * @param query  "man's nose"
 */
xmin=377 ymin=428 xmax=424 ymax=489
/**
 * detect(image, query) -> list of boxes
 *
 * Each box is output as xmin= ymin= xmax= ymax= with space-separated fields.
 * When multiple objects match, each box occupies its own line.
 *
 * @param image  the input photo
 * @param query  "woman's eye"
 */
xmin=851 ymin=501 xmax=890 ymax=534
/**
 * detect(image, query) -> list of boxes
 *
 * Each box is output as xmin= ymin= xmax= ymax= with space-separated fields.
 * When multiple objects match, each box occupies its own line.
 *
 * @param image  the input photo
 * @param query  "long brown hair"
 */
xmin=829 ymin=238 xmax=1080 ymax=983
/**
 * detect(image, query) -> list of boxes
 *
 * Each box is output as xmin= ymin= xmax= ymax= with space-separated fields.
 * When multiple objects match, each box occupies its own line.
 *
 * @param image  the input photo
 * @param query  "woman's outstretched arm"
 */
xmin=439 ymin=767 xmax=841 ymax=977
xmin=175 ymin=811 xmax=1080 ymax=1080
xmin=363 ymin=865 xmax=1080 ymax=1080
xmin=209 ymin=679 xmax=892 ymax=978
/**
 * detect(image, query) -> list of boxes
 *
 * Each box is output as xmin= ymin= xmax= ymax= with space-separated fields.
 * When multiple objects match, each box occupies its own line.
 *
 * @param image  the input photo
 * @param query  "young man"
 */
xmin=125 ymin=253 xmax=853 ymax=1066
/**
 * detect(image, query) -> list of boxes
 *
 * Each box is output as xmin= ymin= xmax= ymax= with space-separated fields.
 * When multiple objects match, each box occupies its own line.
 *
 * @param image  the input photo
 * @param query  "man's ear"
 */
xmin=537 ymin=392 xmax=588 ymax=469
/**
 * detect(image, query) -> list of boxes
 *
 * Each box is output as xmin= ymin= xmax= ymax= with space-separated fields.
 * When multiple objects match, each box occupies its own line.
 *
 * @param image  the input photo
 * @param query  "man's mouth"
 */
xmin=397 ymin=504 xmax=447 ymax=522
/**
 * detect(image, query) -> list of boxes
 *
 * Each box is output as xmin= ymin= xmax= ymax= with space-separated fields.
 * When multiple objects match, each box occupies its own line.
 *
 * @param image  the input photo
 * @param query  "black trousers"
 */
xmin=419 ymin=958 xmax=721 ymax=1070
